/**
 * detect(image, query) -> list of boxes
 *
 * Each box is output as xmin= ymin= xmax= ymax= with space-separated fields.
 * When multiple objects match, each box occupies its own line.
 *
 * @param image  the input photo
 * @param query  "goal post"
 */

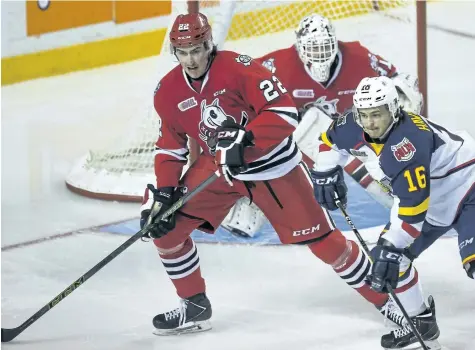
xmin=65 ymin=0 xmax=427 ymax=201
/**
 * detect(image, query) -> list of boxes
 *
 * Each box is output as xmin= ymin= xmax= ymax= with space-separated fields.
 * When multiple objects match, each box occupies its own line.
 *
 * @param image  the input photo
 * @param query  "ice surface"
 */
xmin=2 ymin=233 xmax=474 ymax=350
xmin=2 ymin=2 xmax=475 ymax=349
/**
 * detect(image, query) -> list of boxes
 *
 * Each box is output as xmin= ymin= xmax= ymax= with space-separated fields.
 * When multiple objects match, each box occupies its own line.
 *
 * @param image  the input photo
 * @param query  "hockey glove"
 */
xmin=140 ymin=185 xmax=186 ymax=239
xmin=310 ymin=166 xmax=348 ymax=211
xmin=368 ymin=242 xmax=404 ymax=293
xmin=215 ymin=120 xmax=254 ymax=186
xmin=464 ymin=260 xmax=475 ymax=279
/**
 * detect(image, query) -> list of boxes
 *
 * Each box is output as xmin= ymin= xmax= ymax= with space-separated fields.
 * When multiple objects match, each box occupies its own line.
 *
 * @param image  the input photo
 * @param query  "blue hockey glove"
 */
xmin=310 ymin=166 xmax=348 ymax=211
xmin=368 ymin=242 xmax=404 ymax=293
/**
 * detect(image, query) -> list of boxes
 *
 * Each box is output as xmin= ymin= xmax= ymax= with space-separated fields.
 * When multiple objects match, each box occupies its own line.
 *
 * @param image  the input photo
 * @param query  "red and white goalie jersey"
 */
xmin=153 ymin=50 xmax=300 ymax=188
xmin=256 ymin=41 xmax=398 ymax=116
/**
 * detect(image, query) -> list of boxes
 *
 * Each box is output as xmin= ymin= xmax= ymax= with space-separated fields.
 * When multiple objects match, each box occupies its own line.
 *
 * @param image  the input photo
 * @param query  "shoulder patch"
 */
xmin=336 ymin=114 xmax=347 ymax=126
xmin=235 ymin=54 xmax=252 ymax=66
xmin=261 ymin=58 xmax=276 ymax=73
xmin=391 ymin=137 xmax=416 ymax=162
xmin=368 ymin=52 xmax=391 ymax=76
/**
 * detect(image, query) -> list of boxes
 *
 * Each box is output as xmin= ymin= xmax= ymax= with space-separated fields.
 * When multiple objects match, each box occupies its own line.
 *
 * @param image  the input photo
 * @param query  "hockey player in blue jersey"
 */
xmin=311 ymin=76 xmax=475 ymax=349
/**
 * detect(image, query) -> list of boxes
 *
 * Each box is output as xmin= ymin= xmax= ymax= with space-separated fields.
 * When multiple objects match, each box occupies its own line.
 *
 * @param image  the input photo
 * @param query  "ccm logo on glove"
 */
xmin=217 ymin=130 xmax=238 ymax=138
xmin=313 ymin=173 xmax=340 ymax=185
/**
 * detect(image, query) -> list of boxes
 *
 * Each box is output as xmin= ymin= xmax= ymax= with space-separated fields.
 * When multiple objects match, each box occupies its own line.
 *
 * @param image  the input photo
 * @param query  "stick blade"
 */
xmin=2 ymin=328 xmax=20 ymax=342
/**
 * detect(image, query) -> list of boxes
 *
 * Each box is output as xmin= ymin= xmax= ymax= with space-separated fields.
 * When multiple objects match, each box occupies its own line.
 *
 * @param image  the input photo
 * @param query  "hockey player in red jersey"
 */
xmin=222 ymin=13 xmax=423 ymax=237
xmin=141 ymin=12 xmax=399 ymax=337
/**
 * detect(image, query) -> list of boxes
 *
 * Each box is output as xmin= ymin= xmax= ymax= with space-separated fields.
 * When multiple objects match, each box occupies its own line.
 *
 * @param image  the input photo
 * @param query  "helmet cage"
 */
xmin=296 ymin=15 xmax=338 ymax=82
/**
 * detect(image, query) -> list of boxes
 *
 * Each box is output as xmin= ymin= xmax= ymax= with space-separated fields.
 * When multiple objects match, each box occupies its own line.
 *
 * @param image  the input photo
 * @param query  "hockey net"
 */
xmin=66 ymin=0 xmax=421 ymax=201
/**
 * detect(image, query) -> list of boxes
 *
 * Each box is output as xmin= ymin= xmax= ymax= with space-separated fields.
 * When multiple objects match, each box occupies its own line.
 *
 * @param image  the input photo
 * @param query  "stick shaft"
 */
xmin=335 ymin=200 xmax=429 ymax=350
xmin=2 ymin=172 xmax=218 ymax=342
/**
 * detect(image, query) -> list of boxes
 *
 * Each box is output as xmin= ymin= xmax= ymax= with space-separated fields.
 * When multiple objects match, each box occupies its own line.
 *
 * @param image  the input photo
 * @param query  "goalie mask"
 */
xmin=353 ymin=76 xmax=401 ymax=140
xmin=296 ymin=14 xmax=338 ymax=83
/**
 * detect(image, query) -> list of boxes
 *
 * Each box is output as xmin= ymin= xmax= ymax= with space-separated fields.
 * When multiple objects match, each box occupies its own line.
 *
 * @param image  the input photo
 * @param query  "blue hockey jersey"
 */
xmin=316 ymin=111 xmax=475 ymax=248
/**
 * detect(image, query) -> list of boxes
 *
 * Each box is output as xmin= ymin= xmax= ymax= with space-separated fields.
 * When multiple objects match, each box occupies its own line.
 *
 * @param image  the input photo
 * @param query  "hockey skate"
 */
xmin=153 ymin=293 xmax=212 ymax=336
xmin=379 ymin=295 xmax=409 ymax=329
xmin=381 ymin=296 xmax=440 ymax=350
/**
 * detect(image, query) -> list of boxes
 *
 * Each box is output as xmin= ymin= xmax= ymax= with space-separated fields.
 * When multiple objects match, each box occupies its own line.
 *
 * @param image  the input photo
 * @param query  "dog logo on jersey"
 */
xmin=199 ymin=98 xmax=236 ymax=153
xmin=261 ymin=58 xmax=276 ymax=73
xmin=391 ymin=137 xmax=416 ymax=162
xmin=235 ymin=54 xmax=252 ymax=66
xmin=303 ymin=96 xmax=342 ymax=120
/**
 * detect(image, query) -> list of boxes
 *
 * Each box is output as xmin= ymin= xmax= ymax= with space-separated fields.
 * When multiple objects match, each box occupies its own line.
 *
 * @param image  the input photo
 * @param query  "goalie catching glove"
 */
xmin=310 ymin=166 xmax=348 ymax=211
xmin=140 ymin=185 xmax=186 ymax=239
xmin=214 ymin=120 xmax=254 ymax=186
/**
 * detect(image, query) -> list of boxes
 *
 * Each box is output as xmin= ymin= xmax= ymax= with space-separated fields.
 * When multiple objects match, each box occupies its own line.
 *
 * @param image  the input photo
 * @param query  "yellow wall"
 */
xmin=2 ymin=0 xmax=412 ymax=86
xmin=114 ymin=1 xmax=171 ymax=24
xmin=26 ymin=1 xmax=172 ymax=36
xmin=1 ymin=28 xmax=167 ymax=85
xmin=27 ymin=1 xmax=113 ymax=36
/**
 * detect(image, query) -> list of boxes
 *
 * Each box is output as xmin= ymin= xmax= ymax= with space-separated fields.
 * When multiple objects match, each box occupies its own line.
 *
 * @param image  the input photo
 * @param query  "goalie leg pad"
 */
xmin=293 ymin=106 xmax=333 ymax=162
xmin=220 ymin=197 xmax=267 ymax=238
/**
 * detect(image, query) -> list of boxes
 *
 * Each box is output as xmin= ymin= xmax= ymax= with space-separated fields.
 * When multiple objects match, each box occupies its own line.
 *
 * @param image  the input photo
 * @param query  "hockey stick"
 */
xmin=1 ymin=171 xmax=219 ymax=343
xmin=334 ymin=199 xmax=430 ymax=350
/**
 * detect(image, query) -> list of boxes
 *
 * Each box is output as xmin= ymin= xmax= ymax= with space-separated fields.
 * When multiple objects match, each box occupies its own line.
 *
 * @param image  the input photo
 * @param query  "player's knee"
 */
xmin=307 ymin=228 xmax=351 ymax=266
xmin=464 ymin=260 xmax=475 ymax=279
xmin=153 ymin=237 xmax=187 ymax=256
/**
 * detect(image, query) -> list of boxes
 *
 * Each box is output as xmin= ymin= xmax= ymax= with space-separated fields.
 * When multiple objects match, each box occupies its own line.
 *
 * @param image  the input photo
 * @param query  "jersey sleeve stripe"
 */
xmin=320 ymin=131 xmax=333 ymax=148
xmin=265 ymin=107 xmax=299 ymax=127
xmin=401 ymin=222 xmax=421 ymax=239
xmin=462 ymin=254 xmax=475 ymax=265
xmin=398 ymin=197 xmax=430 ymax=216
xmin=154 ymin=147 xmax=189 ymax=161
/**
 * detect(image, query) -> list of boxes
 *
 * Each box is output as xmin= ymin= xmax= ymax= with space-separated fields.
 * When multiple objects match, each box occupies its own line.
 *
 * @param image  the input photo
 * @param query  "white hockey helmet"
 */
xmin=295 ymin=14 xmax=338 ymax=82
xmin=353 ymin=76 xmax=400 ymax=137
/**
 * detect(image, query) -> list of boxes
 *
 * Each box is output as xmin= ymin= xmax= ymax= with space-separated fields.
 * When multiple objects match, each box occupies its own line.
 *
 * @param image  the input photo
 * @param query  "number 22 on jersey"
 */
xmin=260 ymin=76 xmax=287 ymax=102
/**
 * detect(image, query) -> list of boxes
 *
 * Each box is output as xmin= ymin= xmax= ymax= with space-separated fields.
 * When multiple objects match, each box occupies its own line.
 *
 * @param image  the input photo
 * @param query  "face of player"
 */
xmin=358 ymin=106 xmax=393 ymax=139
xmin=304 ymin=41 xmax=335 ymax=63
xmin=175 ymin=44 xmax=210 ymax=79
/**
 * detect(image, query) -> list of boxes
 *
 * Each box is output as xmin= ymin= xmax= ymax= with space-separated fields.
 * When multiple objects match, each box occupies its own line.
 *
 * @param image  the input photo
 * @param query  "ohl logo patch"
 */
xmin=391 ymin=137 xmax=416 ymax=162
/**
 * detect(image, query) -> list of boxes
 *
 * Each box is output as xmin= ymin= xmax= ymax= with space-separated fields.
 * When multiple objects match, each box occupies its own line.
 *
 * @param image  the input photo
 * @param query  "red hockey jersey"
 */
xmin=153 ymin=50 xmax=300 ymax=188
xmin=256 ymin=41 xmax=398 ymax=117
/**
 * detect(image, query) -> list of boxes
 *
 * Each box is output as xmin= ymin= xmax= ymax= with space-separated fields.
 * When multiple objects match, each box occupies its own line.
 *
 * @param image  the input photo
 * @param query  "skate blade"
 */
xmin=153 ymin=320 xmax=212 ymax=336
xmin=384 ymin=339 xmax=441 ymax=350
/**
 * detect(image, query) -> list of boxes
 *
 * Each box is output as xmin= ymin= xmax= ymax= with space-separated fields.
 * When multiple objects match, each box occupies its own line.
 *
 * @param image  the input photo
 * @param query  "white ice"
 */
xmin=2 ymin=2 xmax=475 ymax=349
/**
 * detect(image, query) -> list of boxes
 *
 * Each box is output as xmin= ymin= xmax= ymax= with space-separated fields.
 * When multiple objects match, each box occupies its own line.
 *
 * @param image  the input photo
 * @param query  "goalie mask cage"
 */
xmin=65 ymin=0 xmax=427 ymax=201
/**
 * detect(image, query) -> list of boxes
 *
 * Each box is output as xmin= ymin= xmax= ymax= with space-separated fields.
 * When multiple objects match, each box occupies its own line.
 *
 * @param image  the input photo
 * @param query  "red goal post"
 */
xmin=65 ymin=0 xmax=427 ymax=201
